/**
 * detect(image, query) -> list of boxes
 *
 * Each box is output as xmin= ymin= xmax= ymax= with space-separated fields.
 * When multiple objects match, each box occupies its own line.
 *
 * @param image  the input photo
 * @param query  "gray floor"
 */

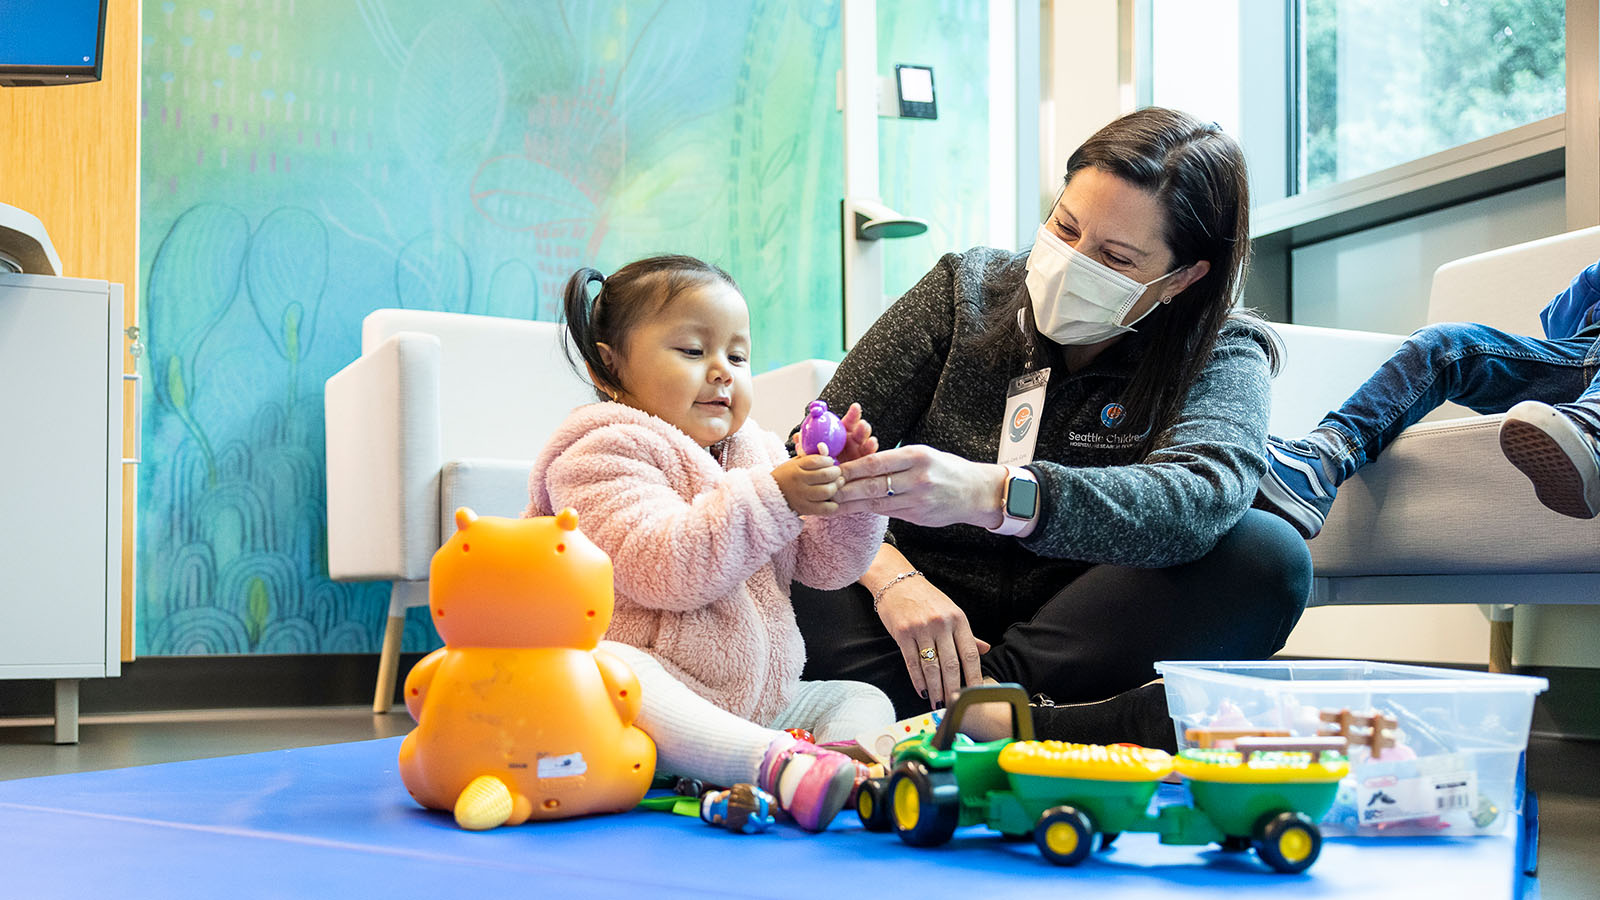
xmin=0 ymin=708 xmax=1595 ymax=896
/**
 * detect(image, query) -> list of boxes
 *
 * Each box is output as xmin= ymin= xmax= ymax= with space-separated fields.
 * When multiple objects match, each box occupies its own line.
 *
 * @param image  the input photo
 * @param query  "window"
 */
xmin=1297 ymin=0 xmax=1565 ymax=191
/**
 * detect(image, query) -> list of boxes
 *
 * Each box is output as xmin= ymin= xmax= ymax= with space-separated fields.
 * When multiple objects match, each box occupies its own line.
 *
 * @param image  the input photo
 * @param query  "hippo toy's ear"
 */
xmin=455 ymin=507 xmax=478 ymax=531
xmin=556 ymin=508 xmax=579 ymax=531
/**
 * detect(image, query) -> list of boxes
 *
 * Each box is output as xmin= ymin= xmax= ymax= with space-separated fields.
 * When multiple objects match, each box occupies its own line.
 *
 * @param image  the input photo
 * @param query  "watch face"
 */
xmin=1006 ymin=477 xmax=1039 ymax=518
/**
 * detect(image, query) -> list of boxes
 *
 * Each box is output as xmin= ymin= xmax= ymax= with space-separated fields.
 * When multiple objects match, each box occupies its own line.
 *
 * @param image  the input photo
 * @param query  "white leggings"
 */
xmin=602 ymin=640 xmax=894 ymax=788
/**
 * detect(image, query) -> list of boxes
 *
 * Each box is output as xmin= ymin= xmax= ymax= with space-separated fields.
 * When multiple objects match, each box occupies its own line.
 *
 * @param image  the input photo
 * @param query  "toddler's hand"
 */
xmin=773 ymin=454 xmax=844 ymax=516
xmin=835 ymin=403 xmax=879 ymax=463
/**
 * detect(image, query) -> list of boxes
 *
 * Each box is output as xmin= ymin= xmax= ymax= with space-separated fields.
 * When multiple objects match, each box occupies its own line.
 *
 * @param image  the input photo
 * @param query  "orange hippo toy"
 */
xmin=398 ymin=507 xmax=656 ymax=829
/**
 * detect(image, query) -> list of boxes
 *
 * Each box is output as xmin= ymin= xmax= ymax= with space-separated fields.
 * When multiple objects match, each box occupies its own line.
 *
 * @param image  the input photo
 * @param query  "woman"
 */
xmin=791 ymin=108 xmax=1311 ymax=749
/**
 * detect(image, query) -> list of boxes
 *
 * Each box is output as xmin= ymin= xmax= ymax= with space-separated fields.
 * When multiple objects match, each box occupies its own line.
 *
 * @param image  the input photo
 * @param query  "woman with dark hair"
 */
xmin=790 ymin=108 xmax=1311 ymax=747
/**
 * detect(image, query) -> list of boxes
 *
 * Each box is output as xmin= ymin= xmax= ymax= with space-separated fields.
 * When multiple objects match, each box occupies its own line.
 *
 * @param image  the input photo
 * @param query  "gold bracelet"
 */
xmin=871 ymin=570 xmax=924 ymax=610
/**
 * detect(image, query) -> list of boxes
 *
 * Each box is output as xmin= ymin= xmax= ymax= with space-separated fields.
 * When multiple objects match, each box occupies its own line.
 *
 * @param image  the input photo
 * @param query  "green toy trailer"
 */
xmin=855 ymin=684 xmax=1347 ymax=874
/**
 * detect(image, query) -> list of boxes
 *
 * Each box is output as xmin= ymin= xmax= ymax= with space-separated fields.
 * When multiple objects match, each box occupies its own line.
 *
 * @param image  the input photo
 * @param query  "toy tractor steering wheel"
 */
xmin=929 ymin=683 xmax=1034 ymax=750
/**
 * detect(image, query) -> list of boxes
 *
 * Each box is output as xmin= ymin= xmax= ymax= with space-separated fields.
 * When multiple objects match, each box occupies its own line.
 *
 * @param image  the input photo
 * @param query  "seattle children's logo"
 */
xmin=1100 ymin=402 xmax=1126 ymax=429
xmin=1009 ymin=403 xmax=1035 ymax=442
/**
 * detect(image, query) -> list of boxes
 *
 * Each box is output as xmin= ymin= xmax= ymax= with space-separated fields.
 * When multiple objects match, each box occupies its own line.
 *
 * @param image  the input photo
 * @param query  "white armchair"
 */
xmin=1268 ymin=225 xmax=1600 ymax=670
xmin=324 ymin=309 xmax=839 ymax=711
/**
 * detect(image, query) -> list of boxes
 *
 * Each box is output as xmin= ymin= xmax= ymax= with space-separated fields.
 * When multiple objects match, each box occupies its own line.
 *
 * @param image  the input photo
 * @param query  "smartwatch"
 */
xmin=988 ymin=465 xmax=1040 ymax=536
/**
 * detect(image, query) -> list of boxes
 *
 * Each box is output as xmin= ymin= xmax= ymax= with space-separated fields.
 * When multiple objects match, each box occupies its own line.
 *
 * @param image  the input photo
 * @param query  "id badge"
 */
xmin=998 ymin=368 xmax=1049 ymax=465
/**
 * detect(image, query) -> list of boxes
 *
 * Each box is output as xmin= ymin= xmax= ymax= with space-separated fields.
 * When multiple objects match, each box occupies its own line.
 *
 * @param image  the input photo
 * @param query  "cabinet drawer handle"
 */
xmin=121 ymin=372 xmax=141 ymax=465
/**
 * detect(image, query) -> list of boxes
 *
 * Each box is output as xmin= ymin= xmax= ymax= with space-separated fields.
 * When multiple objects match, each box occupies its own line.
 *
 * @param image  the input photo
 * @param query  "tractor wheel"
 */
xmin=1033 ymin=805 xmax=1096 ymax=867
xmin=888 ymin=761 xmax=960 ymax=847
xmin=855 ymin=777 xmax=892 ymax=832
xmin=1253 ymin=810 xmax=1323 ymax=874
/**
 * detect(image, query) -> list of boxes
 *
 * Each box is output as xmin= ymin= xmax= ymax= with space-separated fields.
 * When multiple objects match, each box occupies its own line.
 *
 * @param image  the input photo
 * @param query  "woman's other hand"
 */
xmin=834 ymin=402 xmax=879 ymax=463
xmin=834 ymin=445 xmax=1007 ymax=529
xmin=873 ymin=573 xmax=990 ymax=709
xmin=772 ymin=454 xmax=843 ymax=516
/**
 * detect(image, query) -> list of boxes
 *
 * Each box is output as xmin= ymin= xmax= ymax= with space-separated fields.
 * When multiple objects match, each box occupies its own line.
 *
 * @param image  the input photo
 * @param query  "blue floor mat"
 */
xmin=0 ymin=736 xmax=1527 ymax=899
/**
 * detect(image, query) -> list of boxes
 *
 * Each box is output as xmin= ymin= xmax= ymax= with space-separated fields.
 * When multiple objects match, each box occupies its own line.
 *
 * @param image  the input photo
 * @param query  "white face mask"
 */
xmin=1024 ymin=224 xmax=1180 ymax=345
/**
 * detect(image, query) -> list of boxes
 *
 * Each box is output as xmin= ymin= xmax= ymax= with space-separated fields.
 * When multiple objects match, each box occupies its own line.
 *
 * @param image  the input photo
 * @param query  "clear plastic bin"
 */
xmin=1155 ymin=660 xmax=1547 ymax=836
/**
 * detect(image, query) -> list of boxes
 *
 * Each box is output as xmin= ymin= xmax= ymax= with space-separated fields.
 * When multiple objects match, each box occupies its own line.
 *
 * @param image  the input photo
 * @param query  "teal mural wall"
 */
xmin=137 ymin=0 xmax=992 ymax=656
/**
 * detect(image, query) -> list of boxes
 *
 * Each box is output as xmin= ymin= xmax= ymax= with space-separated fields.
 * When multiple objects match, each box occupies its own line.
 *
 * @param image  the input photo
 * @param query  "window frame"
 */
xmin=1245 ymin=0 xmax=1593 ymax=245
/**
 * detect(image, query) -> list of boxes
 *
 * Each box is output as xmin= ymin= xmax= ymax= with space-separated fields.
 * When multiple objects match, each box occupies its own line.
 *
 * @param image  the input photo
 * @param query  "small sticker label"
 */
xmin=537 ymin=751 xmax=588 ymax=778
xmin=1355 ymin=753 xmax=1476 ymax=825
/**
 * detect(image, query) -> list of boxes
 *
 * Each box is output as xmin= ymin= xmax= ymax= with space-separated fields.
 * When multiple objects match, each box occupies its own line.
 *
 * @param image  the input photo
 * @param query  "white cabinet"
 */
xmin=0 ymin=273 xmax=124 ymax=743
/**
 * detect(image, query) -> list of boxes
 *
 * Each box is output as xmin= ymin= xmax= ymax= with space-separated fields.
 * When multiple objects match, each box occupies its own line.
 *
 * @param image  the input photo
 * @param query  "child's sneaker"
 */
xmin=1254 ymin=435 xmax=1338 ymax=539
xmin=1499 ymin=401 xmax=1600 ymax=519
xmin=758 ymin=737 xmax=862 ymax=832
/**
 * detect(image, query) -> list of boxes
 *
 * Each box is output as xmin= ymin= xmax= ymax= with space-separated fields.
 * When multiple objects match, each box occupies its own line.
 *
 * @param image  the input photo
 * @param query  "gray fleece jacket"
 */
xmin=814 ymin=246 xmax=1274 ymax=617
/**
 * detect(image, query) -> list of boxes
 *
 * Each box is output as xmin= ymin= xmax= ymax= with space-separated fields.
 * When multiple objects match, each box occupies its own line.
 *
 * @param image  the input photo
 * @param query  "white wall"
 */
xmin=1044 ymin=0 xmax=1124 ymax=187
xmin=1291 ymin=179 xmax=1568 ymax=332
xmin=1281 ymin=604 xmax=1491 ymax=665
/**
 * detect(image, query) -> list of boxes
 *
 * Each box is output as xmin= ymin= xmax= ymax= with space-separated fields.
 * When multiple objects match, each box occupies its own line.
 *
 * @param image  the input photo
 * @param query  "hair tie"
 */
xmin=589 ymin=271 xmax=606 ymax=315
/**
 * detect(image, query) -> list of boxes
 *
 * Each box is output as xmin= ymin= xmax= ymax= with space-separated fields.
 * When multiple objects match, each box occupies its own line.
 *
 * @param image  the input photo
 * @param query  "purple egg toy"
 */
xmin=799 ymin=400 xmax=847 ymax=457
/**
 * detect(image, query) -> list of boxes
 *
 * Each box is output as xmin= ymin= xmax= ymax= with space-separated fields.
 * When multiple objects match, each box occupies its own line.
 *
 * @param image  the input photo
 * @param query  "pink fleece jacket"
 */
xmin=525 ymin=402 xmax=887 ymax=724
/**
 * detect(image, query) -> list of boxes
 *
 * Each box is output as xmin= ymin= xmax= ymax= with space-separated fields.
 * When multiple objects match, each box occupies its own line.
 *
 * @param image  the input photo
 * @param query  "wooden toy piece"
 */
xmin=398 ymin=507 xmax=657 ymax=829
xmin=1317 ymin=709 xmax=1398 ymax=757
xmin=1232 ymin=736 xmax=1350 ymax=762
xmin=1184 ymin=726 xmax=1292 ymax=749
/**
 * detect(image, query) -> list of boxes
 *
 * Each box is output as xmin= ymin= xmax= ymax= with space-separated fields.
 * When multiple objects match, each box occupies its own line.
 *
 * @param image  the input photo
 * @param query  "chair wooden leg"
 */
xmin=54 ymin=679 xmax=79 ymax=744
xmin=373 ymin=614 xmax=406 ymax=713
xmin=1489 ymin=617 xmax=1514 ymax=674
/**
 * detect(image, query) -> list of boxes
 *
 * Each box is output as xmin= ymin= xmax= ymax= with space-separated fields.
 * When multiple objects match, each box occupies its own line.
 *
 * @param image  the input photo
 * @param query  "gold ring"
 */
xmin=886 ymin=474 xmax=895 ymax=497
xmin=918 ymin=647 xmax=937 ymax=661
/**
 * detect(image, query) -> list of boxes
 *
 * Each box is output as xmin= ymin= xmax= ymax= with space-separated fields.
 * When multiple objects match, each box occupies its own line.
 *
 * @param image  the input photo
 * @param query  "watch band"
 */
xmin=988 ymin=465 xmax=1038 ymax=536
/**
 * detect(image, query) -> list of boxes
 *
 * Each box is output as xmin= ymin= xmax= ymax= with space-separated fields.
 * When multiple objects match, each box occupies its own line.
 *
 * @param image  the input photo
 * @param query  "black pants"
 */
xmin=793 ymin=509 xmax=1312 ymax=718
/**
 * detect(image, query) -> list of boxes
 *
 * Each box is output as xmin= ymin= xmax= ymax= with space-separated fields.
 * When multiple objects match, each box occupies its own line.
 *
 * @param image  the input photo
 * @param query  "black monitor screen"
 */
xmin=0 ymin=0 xmax=108 ymax=86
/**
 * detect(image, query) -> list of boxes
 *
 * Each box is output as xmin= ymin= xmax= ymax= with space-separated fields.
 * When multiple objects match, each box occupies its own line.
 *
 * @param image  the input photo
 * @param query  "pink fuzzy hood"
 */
xmin=526 ymin=402 xmax=885 ymax=724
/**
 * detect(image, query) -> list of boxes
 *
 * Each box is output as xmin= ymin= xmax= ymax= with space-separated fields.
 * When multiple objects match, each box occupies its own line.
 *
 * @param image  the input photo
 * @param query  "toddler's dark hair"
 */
xmin=561 ymin=255 xmax=739 ymax=401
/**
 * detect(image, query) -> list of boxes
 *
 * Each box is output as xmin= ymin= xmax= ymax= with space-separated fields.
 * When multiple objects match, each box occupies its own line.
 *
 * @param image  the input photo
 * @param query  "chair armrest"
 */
xmin=324 ymin=331 xmax=443 ymax=581
xmin=440 ymin=458 xmax=537 ymax=544
xmin=1268 ymin=323 xmax=1407 ymax=435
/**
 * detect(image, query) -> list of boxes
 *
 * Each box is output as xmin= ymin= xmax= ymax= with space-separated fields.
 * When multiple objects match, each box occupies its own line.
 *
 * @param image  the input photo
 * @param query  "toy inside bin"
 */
xmin=1155 ymin=660 xmax=1547 ymax=837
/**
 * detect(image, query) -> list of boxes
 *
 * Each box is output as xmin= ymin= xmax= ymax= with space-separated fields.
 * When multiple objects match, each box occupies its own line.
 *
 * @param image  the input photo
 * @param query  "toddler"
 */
xmin=525 ymin=255 xmax=893 ymax=831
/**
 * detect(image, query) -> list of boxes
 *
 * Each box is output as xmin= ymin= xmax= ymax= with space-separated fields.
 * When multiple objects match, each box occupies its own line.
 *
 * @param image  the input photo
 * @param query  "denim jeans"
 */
xmin=1316 ymin=321 xmax=1600 ymax=484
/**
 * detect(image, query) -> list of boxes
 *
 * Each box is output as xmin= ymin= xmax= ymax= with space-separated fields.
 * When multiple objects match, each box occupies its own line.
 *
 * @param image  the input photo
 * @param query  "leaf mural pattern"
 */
xmin=245 ymin=207 xmax=329 ymax=415
xmin=484 ymin=260 xmax=541 ymax=321
xmin=137 ymin=0 xmax=989 ymax=656
xmin=146 ymin=203 xmax=250 ymax=483
xmin=396 ymin=232 xmax=472 ymax=313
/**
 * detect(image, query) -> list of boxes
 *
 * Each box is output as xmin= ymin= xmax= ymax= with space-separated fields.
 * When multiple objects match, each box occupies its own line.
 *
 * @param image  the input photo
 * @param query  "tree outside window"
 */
xmin=1300 ymin=0 xmax=1565 ymax=191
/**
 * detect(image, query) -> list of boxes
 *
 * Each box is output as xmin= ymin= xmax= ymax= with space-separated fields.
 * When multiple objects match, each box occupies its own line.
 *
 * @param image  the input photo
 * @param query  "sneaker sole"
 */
xmin=1500 ymin=405 xmax=1600 ymax=519
xmin=1254 ymin=468 xmax=1326 ymax=539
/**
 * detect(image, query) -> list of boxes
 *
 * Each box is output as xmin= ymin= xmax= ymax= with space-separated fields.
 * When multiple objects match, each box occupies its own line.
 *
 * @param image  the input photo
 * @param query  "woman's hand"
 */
xmin=772 ymin=454 xmax=843 ymax=516
xmin=834 ymin=403 xmax=879 ymax=463
xmin=874 ymin=574 xmax=990 ymax=709
xmin=834 ymin=445 xmax=1007 ymax=529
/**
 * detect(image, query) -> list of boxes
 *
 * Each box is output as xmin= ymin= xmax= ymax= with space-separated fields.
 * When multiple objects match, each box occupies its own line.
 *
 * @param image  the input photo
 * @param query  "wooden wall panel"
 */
xmin=0 ymin=0 xmax=141 ymax=660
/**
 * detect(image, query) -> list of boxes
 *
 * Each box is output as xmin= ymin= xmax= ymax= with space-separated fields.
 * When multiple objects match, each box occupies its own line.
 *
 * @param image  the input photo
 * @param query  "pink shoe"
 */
xmin=816 ymin=740 xmax=874 ymax=804
xmin=758 ymin=738 xmax=861 ymax=832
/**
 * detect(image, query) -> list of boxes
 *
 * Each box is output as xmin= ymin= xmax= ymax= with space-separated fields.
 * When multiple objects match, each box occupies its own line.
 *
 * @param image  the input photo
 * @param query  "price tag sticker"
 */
xmin=1355 ymin=753 xmax=1476 ymax=825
